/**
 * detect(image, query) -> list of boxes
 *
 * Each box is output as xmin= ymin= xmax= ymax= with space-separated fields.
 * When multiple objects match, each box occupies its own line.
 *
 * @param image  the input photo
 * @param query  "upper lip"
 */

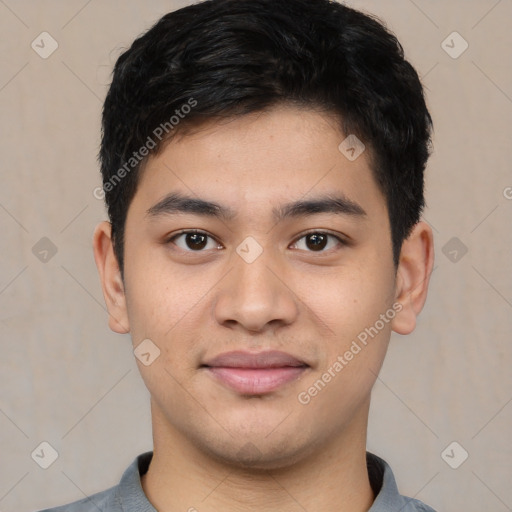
xmin=202 ymin=350 xmax=308 ymax=369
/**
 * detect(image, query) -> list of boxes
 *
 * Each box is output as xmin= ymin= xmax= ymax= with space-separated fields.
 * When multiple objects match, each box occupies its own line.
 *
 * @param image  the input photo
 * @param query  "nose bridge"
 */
xmin=213 ymin=243 xmax=298 ymax=332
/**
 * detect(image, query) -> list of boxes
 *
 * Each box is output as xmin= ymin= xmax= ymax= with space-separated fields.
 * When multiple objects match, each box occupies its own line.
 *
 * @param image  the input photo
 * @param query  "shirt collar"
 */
xmin=118 ymin=450 xmax=424 ymax=511
xmin=118 ymin=451 xmax=155 ymax=511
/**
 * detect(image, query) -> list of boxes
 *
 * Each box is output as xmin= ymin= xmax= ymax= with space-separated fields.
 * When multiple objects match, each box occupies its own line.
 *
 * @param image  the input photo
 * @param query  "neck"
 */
xmin=141 ymin=399 xmax=375 ymax=512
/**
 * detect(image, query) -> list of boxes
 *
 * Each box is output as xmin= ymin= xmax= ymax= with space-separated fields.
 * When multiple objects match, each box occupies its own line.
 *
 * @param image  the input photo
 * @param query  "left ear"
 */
xmin=391 ymin=221 xmax=435 ymax=335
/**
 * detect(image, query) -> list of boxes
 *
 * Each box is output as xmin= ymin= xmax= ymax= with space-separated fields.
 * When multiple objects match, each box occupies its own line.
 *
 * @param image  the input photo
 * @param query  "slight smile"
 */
xmin=201 ymin=350 xmax=310 ymax=395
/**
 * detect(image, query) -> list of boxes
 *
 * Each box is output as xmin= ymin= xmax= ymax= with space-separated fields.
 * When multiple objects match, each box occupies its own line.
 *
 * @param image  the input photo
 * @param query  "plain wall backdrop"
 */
xmin=1 ymin=1 xmax=511 ymax=511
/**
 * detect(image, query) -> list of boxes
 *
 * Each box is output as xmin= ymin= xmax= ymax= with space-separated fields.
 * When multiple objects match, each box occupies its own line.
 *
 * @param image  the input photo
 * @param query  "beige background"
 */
xmin=0 ymin=1 xmax=511 ymax=511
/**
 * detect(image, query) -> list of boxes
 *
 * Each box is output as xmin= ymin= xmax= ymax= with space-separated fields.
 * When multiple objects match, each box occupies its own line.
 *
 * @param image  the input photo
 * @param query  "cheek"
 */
xmin=123 ymin=246 xmax=201 ymax=342
xmin=295 ymin=286 xmax=393 ymax=424
xmin=293 ymin=258 xmax=395 ymax=412
xmin=298 ymin=261 xmax=395 ymax=344
xmin=123 ymin=254 xmax=213 ymax=391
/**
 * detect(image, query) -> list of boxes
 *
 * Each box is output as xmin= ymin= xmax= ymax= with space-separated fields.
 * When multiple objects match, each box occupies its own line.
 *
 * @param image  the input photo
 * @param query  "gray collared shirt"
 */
xmin=36 ymin=451 xmax=436 ymax=511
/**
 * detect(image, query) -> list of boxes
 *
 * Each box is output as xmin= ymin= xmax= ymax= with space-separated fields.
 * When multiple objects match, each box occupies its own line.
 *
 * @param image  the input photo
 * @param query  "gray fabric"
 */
xmin=35 ymin=451 xmax=436 ymax=511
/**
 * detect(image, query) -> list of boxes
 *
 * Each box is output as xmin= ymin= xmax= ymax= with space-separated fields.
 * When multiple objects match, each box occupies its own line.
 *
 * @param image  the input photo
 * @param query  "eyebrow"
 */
xmin=145 ymin=191 xmax=367 ymax=222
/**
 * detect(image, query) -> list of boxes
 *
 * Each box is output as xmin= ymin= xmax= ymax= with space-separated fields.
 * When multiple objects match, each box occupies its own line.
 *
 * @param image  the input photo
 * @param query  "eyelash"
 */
xmin=165 ymin=229 xmax=347 ymax=254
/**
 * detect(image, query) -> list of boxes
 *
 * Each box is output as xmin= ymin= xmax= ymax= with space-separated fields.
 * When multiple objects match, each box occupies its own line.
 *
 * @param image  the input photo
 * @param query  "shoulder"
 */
xmin=399 ymin=496 xmax=438 ymax=511
xmin=34 ymin=484 xmax=121 ymax=512
xmin=34 ymin=451 xmax=153 ymax=512
xmin=366 ymin=452 xmax=438 ymax=512
xmin=34 ymin=483 xmax=121 ymax=511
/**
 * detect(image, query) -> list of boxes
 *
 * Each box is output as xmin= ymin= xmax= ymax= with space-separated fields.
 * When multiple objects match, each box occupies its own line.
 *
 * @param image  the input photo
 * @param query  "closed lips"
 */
xmin=201 ymin=350 xmax=309 ymax=369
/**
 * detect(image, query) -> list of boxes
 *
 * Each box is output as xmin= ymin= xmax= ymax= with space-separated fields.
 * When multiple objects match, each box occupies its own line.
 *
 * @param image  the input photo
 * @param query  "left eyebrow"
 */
xmin=274 ymin=194 xmax=367 ymax=221
xmin=145 ymin=191 xmax=367 ymax=222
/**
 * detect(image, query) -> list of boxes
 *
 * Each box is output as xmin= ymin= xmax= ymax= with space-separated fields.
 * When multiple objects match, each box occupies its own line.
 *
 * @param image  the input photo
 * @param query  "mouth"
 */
xmin=201 ymin=350 xmax=309 ymax=395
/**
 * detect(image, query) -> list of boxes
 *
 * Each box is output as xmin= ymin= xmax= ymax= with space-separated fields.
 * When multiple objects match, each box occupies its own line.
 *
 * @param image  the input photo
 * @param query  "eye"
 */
xmin=167 ymin=230 xmax=222 ymax=252
xmin=166 ymin=230 xmax=346 ymax=253
xmin=291 ymin=231 xmax=345 ymax=252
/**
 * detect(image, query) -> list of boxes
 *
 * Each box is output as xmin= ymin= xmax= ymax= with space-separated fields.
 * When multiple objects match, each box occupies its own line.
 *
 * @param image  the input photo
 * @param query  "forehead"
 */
xmin=131 ymin=106 xmax=385 ymax=221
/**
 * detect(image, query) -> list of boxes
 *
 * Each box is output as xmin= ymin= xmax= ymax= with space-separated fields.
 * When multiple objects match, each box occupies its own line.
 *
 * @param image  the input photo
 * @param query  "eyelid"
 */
xmin=165 ymin=229 xmax=349 ymax=253
xmin=290 ymin=229 xmax=349 ymax=251
xmin=165 ymin=229 xmax=222 ymax=249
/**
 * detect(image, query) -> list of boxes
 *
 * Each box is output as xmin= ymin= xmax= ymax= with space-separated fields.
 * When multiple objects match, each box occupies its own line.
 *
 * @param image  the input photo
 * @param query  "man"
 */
xmin=39 ymin=0 xmax=436 ymax=510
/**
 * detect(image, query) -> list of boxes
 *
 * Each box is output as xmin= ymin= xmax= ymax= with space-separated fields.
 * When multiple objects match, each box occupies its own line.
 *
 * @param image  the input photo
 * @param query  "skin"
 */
xmin=93 ymin=105 xmax=434 ymax=512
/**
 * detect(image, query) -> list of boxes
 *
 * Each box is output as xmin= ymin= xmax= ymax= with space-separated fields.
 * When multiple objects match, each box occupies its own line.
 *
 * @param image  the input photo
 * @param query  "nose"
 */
xmin=213 ymin=248 xmax=299 ymax=334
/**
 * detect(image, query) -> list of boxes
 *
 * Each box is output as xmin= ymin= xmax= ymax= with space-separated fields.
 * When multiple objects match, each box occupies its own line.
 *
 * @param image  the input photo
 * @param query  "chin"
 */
xmin=197 ymin=430 xmax=318 ymax=472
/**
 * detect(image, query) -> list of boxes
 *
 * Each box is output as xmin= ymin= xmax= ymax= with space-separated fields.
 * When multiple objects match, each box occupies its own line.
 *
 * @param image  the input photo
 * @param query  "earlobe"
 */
xmin=92 ymin=221 xmax=130 ymax=334
xmin=391 ymin=221 xmax=435 ymax=335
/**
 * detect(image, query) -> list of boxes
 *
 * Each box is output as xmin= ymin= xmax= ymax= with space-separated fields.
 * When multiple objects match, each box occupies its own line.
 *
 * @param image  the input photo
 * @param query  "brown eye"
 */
xmin=292 ymin=232 xmax=344 ymax=253
xmin=168 ymin=231 xmax=220 ymax=251
xmin=305 ymin=233 xmax=328 ymax=251
xmin=184 ymin=233 xmax=208 ymax=250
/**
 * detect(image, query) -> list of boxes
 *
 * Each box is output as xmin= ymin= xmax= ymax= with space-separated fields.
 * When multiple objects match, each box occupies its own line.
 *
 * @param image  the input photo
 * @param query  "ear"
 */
xmin=92 ymin=221 xmax=130 ymax=334
xmin=391 ymin=221 xmax=435 ymax=335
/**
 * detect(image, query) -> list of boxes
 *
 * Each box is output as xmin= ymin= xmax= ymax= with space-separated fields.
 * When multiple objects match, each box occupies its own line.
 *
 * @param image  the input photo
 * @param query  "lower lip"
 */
xmin=205 ymin=366 xmax=307 ymax=394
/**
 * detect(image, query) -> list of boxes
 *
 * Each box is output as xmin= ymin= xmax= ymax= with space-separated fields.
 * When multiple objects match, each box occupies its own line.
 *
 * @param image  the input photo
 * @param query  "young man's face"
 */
xmin=94 ymin=105 xmax=432 ymax=469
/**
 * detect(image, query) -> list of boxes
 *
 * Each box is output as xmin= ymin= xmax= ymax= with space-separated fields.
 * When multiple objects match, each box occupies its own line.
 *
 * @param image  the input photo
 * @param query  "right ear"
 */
xmin=92 ymin=221 xmax=130 ymax=334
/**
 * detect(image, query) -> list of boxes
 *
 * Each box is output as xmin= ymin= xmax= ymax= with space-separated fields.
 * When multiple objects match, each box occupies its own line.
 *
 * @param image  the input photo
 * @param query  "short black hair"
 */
xmin=99 ymin=0 xmax=433 ymax=276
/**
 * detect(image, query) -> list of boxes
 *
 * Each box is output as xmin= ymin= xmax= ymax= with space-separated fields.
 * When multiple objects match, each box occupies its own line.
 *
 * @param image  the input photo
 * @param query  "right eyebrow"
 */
xmin=146 ymin=192 xmax=237 ymax=221
xmin=145 ymin=191 xmax=367 ymax=222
